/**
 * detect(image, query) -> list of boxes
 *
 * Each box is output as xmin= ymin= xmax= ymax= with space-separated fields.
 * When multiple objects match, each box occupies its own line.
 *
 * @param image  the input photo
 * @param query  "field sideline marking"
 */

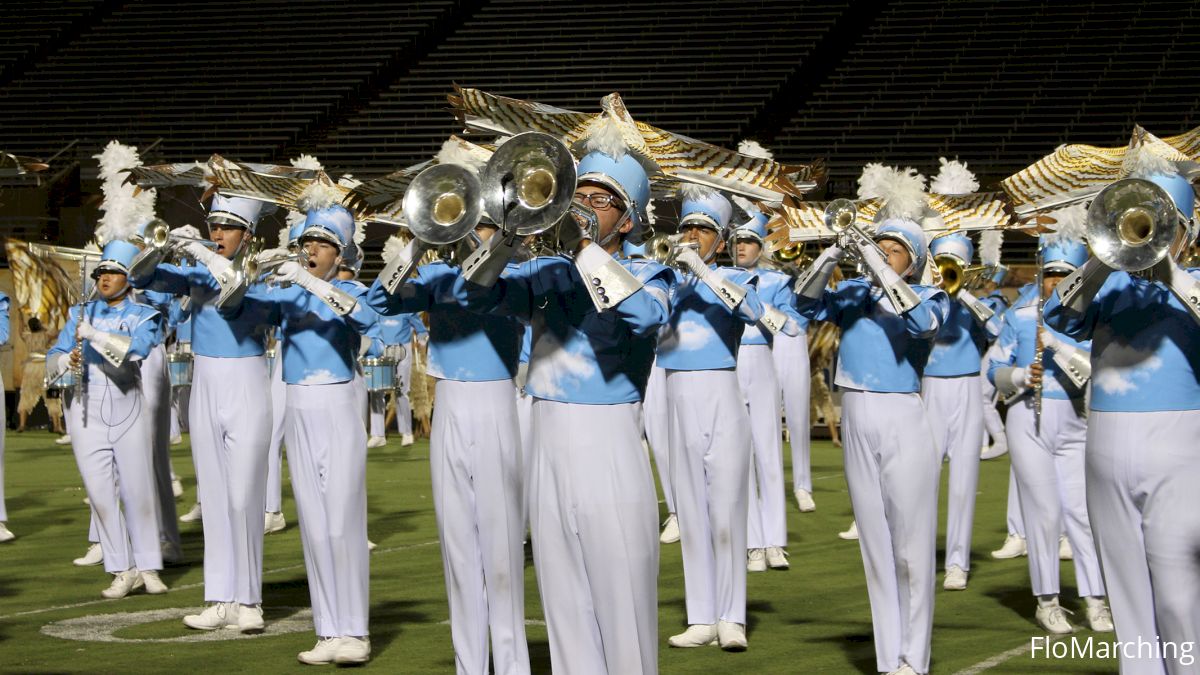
xmin=953 ymin=635 xmax=1066 ymax=675
xmin=0 ymin=539 xmax=440 ymax=622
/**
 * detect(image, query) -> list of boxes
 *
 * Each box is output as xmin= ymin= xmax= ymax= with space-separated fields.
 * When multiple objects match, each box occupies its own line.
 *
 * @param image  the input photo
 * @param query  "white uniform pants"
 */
xmin=1007 ymin=398 xmax=1104 ymax=598
xmin=642 ymin=364 xmax=673 ymax=514
xmin=737 ymin=345 xmax=786 ymax=549
xmin=172 ymin=385 xmax=190 ymax=433
xmin=922 ymin=375 xmax=983 ymax=571
xmin=191 ymin=355 xmax=270 ymax=604
xmin=69 ymin=380 xmax=161 ymax=573
xmin=0 ymin=372 xmax=6 ymax=522
xmin=394 ymin=352 xmax=413 ymax=436
xmin=266 ymin=353 xmax=287 ymax=513
xmin=528 ymin=399 xmax=658 ymax=675
xmin=980 ymin=353 xmax=1007 ymax=450
xmin=432 ymin=379 xmax=529 ymax=675
xmin=842 ymin=390 xmax=939 ymax=674
xmin=1006 ymin=468 xmax=1026 ymax=537
xmin=772 ymin=333 xmax=812 ymax=492
xmin=143 ymin=345 xmax=179 ymax=549
xmin=667 ymin=369 xmax=750 ymax=626
xmin=1087 ymin=410 xmax=1200 ymax=675
xmin=286 ymin=381 xmax=370 ymax=638
xmin=367 ymin=391 xmax=386 ymax=438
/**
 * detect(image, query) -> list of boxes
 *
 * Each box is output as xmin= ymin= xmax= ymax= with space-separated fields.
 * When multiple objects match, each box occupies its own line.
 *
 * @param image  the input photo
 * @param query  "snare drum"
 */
xmin=167 ymin=352 xmax=194 ymax=388
xmin=45 ymin=367 xmax=78 ymax=393
xmin=383 ymin=344 xmax=408 ymax=362
xmin=360 ymin=357 xmax=397 ymax=392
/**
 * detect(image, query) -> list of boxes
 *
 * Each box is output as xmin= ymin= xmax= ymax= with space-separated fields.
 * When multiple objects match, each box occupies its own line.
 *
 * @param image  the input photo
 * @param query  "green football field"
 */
xmin=0 ymin=431 xmax=1118 ymax=673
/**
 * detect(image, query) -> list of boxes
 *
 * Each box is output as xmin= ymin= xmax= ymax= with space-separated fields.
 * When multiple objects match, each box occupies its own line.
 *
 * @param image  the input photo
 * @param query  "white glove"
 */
xmin=794 ymin=245 xmax=843 ymax=300
xmin=271 ymin=260 xmax=305 ymax=286
xmin=1011 ymin=367 xmax=1031 ymax=391
xmin=1039 ymin=329 xmax=1062 ymax=353
xmin=76 ymin=320 xmax=97 ymax=340
xmin=275 ymin=261 xmax=357 ymax=316
xmin=171 ymin=225 xmax=202 ymax=240
xmin=183 ymin=240 xmax=231 ymax=275
xmin=257 ymin=248 xmax=291 ymax=264
xmin=675 ymin=246 xmax=711 ymax=278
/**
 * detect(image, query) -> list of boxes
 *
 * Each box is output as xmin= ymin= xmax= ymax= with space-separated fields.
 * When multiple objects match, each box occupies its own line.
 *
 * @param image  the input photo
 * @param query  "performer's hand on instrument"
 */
xmin=1026 ymin=361 xmax=1044 ymax=387
xmin=76 ymin=320 xmax=97 ymax=341
xmin=69 ymin=346 xmax=82 ymax=368
xmin=171 ymin=225 xmax=202 ymax=240
xmin=271 ymin=260 xmax=305 ymax=286
xmin=674 ymin=246 xmax=709 ymax=277
xmin=1038 ymin=328 xmax=1061 ymax=352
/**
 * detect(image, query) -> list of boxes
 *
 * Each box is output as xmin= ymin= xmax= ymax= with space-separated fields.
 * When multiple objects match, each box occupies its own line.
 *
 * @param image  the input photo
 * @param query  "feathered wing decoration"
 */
xmin=346 ymin=136 xmax=494 ymax=225
xmin=1002 ymin=124 xmax=1200 ymax=215
xmin=1042 ymin=203 xmax=1089 ymax=246
xmin=0 ymin=152 xmax=50 ymax=177
xmin=95 ymin=141 xmax=155 ymax=245
xmin=5 ymin=240 xmax=88 ymax=333
xmin=979 ymin=229 xmax=1004 ymax=267
xmin=448 ymin=86 xmax=823 ymax=201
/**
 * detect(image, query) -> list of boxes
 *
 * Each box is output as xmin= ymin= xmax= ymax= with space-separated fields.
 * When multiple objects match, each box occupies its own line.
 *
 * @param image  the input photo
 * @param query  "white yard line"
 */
xmin=0 ymin=539 xmax=440 ymax=622
xmin=954 ymin=635 xmax=1067 ymax=675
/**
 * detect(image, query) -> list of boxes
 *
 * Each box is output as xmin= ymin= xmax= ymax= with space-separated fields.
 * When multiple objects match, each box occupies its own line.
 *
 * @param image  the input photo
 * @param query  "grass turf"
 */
xmin=0 ymin=430 xmax=1118 ymax=673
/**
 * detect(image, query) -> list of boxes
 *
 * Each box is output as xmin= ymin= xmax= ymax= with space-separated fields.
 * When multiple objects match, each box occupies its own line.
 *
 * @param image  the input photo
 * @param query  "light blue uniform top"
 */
xmin=1045 ymin=268 xmax=1200 ymax=412
xmin=0 ymin=292 xmax=9 ymax=346
xmin=134 ymin=289 xmax=176 ymax=347
xmin=740 ymin=267 xmax=805 ymax=346
xmin=365 ymin=312 xmax=425 ymax=357
xmin=367 ymin=261 xmax=524 ymax=382
xmin=656 ymin=265 xmax=765 ymax=371
xmin=135 ymin=262 xmax=270 ymax=358
xmin=454 ymin=254 xmax=672 ymax=404
xmin=795 ymin=277 xmax=949 ymax=393
xmin=924 ymin=299 xmax=990 ymax=377
xmin=232 ymin=280 xmax=375 ymax=385
xmin=48 ymin=296 xmax=161 ymax=389
xmin=987 ymin=291 xmax=1090 ymax=400
xmin=519 ymin=323 xmax=532 ymax=365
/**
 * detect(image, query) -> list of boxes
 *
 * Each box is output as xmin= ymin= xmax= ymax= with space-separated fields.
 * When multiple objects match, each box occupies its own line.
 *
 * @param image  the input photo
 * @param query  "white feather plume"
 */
xmin=296 ymin=177 xmax=342 ymax=212
xmin=929 ymin=157 xmax=980 ymax=195
xmin=1122 ymin=145 xmax=1177 ymax=179
xmin=337 ymin=173 xmax=363 ymax=189
xmin=859 ymin=164 xmax=927 ymax=220
xmin=290 ymin=154 xmax=323 ymax=171
xmin=584 ymin=116 xmax=629 ymax=159
xmin=382 ymin=234 xmax=408 ymax=264
xmin=277 ymin=226 xmax=292 ymax=248
xmin=436 ymin=138 xmax=487 ymax=174
xmin=1044 ymin=204 xmax=1088 ymax=245
xmin=645 ymin=199 xmax=657 ymax=227
xmin=980 ymin=229 xmax=1004 ymax=267
xmin=679 ymin=182 xmax=715 ymax=201
xmin=737 ymin=139 xmax=774 ymax=160
xmin=286 ymin=209 xmax=306 ymax=228
xmin=352 ymin=221 xmax=366 ymax=246
xmin=94 ymin=140 xmax=155 ymax=245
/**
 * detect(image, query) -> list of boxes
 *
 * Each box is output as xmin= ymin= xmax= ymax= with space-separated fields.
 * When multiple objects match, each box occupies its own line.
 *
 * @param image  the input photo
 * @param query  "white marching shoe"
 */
xmin=264 ymin=511 xmax=286 ymax=534
xmin=765 ymin=546 xmax=789 ymax=569
xmin=366 ymin=435 xmax=387 ymax=449
xmin=171 ymin=477 xmax=184 ymax=499
xmin=238 ymin=604 xmax=265 ymax=633
xmin=1035 ymin=597 xmax=1075 ymax=635
xmin=991 ymin=533 xmax=1027 ymax=559
xmin=1059 ymin=535 xmax=1073 ymax=560
xmin=140 ymin=570 xmax=168 ymax=594
xmin=943 ymin=565 xmax=968 ymax=590
xmin=747 ymin=548 xmax=767 ymax=572
xmin=184 ymin=602 xmax=239 ymax=630
xmin=980 ymin=442 xmax=1009 ymax=460
xmin=54 ymin=434 xmax=72 ymax=445
xmin=101 ymin=569 xmax=144 ymax=599
xmin=794 ymin=488 xmax=816 ymax=512
xmin=1085 ymin=598 xmax=1114 ymax=632
xmin=74 ymin=543 xmax=104 ymax=566
xmin=179 ymin=503 xmax=202 ymax=522
xmin=659 ymin=514 xmax=680 ymax=544
xmin=667 ymin=623 xmax=717 ymax=648
xmin=838 ymin=521 xmax=859 ymax=540
xmin=0 ymin=522 xmax=14 ymax=543
xmin=367 ymin=540 xmax=378 ymax=551
xmin=298 ymin=637 xmax=344 ymax=665
xmin=170 ymin=434 xmax=183 ymax=445
xmin=400 ymin=433 xmax=414 ymax=447
xmin=335 ymin=637 xmax=371 ymax=664
xmin=888 ymin=665 xmax=918 ymax=675
xmin=717 ymin=620 xmax=748 ymax=651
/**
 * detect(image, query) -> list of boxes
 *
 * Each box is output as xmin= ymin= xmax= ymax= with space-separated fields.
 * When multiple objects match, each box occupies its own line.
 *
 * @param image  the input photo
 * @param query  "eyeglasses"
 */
xmin=573 ymin=192 xmax=624 ymax=211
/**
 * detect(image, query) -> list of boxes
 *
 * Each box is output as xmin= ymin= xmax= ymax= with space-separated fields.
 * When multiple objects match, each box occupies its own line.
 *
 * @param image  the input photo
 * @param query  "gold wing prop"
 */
xmin=763 ymin=198 xmax=881 ymax=253
xmin=344 ymin=136 xmax=494 ymax=222
xmin=448 ymin=86 xmax=823 ymax=201
xmin=925 ymin=192 xmax=1011 ymax=233
xmin=1002 ymin=124 xmax=1200 ymax=215
xmin=1 ymin=152 xmax=50 ymax=176
xmin=4 ymin=239 xmax=95 ymax=333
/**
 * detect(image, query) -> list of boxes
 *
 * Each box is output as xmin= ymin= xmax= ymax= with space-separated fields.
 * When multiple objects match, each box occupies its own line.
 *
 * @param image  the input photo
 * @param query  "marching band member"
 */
xmin=792 ymin=166 xmax=949 ymax=675
xmin=623 ymin=238 xmax=679 ymax=544
xmin=265 ymin=218 xmax=304 ymax=534
xmin=368 ymin=202 xmax=529 ymax=674
xmin=235 ymin=203 xmax=375 ymax=665
xmin=658 ymin=189 xmax=765 ymax=651
xmin=129 ymin=193 xmax=276 ymax=633
xmin=988 ymin=231 xmax=1112 ymax=634
xmin=454 ymin=147 xmax=671 ymax=674
xmin=729 ymin=207 xmax=802 ymax=572
xmin=922 ymin=230 xmax=993 ymax=591
xmin=0 ymin=291 xmax=11 ymax=543
xmin=48 ymin=240 xmax=167 ymax=597
xmin=977 ymin=265 xmax=1011 ymax=459
xmin=1044 ymin=162 xmax=1199 ymax=671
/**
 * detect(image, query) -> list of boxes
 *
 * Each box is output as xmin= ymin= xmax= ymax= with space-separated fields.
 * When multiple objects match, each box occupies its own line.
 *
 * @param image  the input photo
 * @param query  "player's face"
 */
xmin=475 ymin=223 xmax=499 ymax=243
xmin=1042 ymin=271 xmax=1067 ymax=299
xmin=303 ymin=238 xmax=341 ymax=280
xmin=680 ymin=224 xmax=724 ymax=261
xmin=878 ymin=238 xmax=912 ymax=276
xmin=96 ymin=271 xmax=129 ymax=301
xmin=209 ymin=224 xmax=248 ymax=260
xmin=735 ymin=239 xmax=762 ymax=267
xmin=574 ymin=184 xmax=630 ymax=246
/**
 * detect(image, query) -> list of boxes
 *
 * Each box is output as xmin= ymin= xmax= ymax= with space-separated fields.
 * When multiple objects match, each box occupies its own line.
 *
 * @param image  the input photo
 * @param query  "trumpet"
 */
xmin=647 ymin=233 xmax=697 ymax=269
xmin=129 ymin=219 xmax=216 ymax=280
xmin=934 ymin=253 xmax=965 ymax=295
xmin=1086 ymin=178 xmax=1179 ymax=272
